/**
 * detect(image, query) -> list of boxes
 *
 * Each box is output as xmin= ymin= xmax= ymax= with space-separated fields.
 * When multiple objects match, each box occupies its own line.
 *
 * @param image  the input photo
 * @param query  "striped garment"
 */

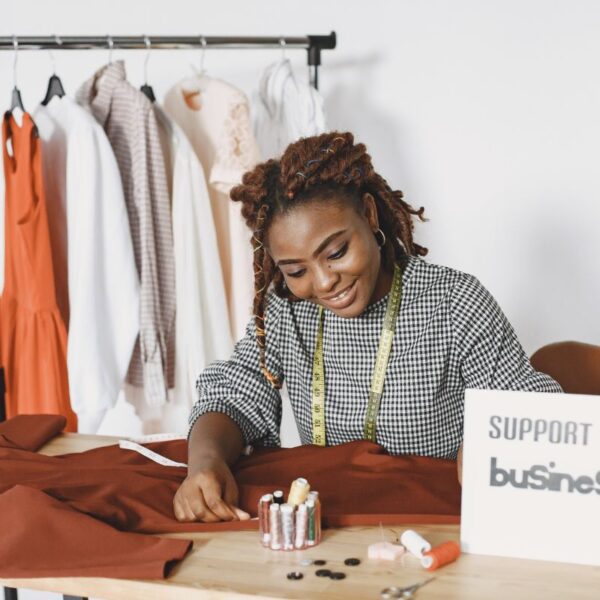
xmin=189 ymin=254 xmax=562 ymax=459
xmin=77 ymin=61 xmax=175 ymax=406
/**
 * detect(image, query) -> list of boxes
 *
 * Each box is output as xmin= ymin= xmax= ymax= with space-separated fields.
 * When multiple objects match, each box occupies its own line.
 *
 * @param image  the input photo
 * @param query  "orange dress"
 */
xmin=0 ymin=112 xmax=77 ymax=431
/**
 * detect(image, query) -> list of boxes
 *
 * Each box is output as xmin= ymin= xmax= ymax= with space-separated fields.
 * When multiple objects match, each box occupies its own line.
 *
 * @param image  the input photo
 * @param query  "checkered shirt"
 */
xmin=189 ymin=255 xmax=562 ymax=459
xmin=77 ymin=61 xmax=175 ymax=406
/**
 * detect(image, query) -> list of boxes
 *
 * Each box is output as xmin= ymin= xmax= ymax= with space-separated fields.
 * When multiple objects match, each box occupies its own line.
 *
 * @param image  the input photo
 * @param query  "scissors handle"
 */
xmin=403 ymin=577 xmax=435 ymax=596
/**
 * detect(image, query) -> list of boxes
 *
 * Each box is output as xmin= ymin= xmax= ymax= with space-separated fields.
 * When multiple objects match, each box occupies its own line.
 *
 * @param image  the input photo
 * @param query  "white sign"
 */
xmin=461 ymin=389 xmax=600 ymax=566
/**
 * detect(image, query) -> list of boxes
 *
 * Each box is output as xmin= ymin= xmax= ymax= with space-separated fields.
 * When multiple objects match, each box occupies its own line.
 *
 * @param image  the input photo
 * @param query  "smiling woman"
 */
xmin=173 ymin=131 xmax=563 ymax=524
xmin=268 ymin=197 xmax=390 ymax=316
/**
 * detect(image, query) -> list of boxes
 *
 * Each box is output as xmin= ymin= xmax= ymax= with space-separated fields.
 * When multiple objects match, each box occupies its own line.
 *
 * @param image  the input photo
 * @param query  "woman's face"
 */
xmin=266 ymin=194 xmax=391 ymax=318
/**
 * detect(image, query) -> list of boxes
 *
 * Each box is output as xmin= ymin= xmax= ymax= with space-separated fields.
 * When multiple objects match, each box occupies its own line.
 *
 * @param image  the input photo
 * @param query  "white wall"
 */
xmin=2 ymin=1 xmax=599 ymax=598
xmin=2 ymin=0 xmax=599 ymax=424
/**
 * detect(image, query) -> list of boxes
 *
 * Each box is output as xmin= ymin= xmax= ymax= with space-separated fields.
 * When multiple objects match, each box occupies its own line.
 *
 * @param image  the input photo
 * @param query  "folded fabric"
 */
xmin=0 ymin=415 xmax=461 ymax=536
xmin=0 ymin=414 xmax=66 ymax=451
xmin=0 ymin=485 xmax=192 ymax=579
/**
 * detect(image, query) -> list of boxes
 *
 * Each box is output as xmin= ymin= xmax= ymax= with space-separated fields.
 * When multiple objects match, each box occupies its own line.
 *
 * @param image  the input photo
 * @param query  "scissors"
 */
xmin=380 ymin=577 xmax=435 ymax=599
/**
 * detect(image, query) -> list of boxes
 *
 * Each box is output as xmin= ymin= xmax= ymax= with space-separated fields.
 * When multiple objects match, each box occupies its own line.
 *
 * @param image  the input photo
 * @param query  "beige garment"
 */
xmin=77 ymin=61 xmax=175 ymax=407
xmin=164 ymin=75 xmax=259 ymax=342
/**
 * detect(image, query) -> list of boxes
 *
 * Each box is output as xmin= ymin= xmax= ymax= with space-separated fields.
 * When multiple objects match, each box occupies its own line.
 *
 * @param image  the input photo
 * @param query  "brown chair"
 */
xmin=530 ymin=341 xmax=600 ymax=395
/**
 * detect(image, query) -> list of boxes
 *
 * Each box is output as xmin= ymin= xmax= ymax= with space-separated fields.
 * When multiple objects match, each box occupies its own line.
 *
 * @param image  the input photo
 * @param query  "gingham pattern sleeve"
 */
xmin=451 ymin=274 xmax=563 ymax=393
xmin=188 ymin=293 xmax=285 ymax=445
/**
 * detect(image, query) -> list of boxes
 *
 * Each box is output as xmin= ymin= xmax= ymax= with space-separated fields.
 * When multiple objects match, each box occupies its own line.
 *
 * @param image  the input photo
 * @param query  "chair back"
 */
xmin=530 ymin=341 xmax=600 ymax=395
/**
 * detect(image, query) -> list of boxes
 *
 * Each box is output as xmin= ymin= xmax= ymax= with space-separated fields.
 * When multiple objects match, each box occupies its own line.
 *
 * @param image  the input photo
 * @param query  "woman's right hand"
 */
xmin=173 ymin=457 xmax=251 ymax=523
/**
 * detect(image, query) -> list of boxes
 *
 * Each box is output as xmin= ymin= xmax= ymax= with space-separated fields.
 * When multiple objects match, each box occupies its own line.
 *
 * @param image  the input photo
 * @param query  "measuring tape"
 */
xmin=312 ymin=306 xmax=326 ymax=446
xmin=118 ymin=439 xmax=187 ymax=468
xmin=311 ymin=263 xmax=403 ymax=446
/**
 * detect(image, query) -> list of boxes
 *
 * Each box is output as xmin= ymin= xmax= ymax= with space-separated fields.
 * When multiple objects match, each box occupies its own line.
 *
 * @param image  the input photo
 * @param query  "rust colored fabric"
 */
xmin=0 ymin=113 xmax=77 ymax=432
xmin=0 ymin=485 xmax=192 ymax=579
xmin=234 ymin=442 xmax=461 ymax=528
xmin=0 ymin=414 xmax=461 ymax=580
xmin=0 ymin=414 xmax=66 ymax=451
xmin=0 ymin=415 xmax=461 ymax=536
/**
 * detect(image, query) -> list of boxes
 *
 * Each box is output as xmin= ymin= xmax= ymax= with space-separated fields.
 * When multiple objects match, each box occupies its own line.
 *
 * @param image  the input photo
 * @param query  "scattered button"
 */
xmin=344 ymin=558 xmax=361 ymax=566
xmin=300 ymin=558 xmax=314 ymax=566
xmin=286 ymin=571 xmax=303 ymax=580
xmin=313 ymin=559 xmax=327 ymax=566
xmin=330 ymin=571 xmax=346 ymax=580
xmin=315 ymin=569 xmax=332 ymax=577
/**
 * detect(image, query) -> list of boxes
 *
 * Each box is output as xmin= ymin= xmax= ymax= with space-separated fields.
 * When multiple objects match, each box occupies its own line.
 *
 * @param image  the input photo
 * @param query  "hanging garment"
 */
xmin=156 ymin=106 xmax=232 ymax=404
xmin=253 ymin=58 xmax=327 ymax=159
xmin=126 ymin=107 xmax=234 ymax=432
xmin=77 ymin=61 xmax=175 ymax=407
xmin=0 ymin=112 xmax=77 ymax=431
xmin=164 ymin=76 xmax=259 ymax=342
xmin=33 ymin=96 xmax=140 ymax=433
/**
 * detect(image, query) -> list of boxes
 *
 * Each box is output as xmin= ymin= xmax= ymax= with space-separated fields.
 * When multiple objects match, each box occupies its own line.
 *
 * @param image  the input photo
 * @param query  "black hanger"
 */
xmin=9 ymin=37 xmax=25 ymax=113
xmin=41 ymin=74 xmax=66 ymax=106
xmin=140 ymin=36 xmax=156 ymax=103
xmin=140 ymin=83 xmax=156 ymax=103
xmin=10 ymin=86 xmax=25 ymax=112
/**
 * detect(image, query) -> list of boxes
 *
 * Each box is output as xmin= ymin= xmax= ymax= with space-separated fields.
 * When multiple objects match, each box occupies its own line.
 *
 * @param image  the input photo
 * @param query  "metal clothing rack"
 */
xmin=0 ymin=32 xmax=336 ymax=600
xmin=0 ymin=30 xmax=336 ymax=420
xmin=0 ymin=32 xmax=337 ymax=89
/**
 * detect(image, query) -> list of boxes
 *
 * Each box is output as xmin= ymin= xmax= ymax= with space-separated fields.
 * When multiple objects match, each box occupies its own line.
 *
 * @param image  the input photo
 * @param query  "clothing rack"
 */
xmin=0 ymin=30 xmax=336 ymax=433
xmin=0 ymin=32 xmax=337 ymax=89
xmin=1 ymin=34 xmax=338 ymax=600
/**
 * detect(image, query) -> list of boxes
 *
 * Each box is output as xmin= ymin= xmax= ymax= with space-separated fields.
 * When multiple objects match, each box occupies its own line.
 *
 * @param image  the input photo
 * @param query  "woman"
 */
xmin=174 ymin=132 xmax=562 ymax=523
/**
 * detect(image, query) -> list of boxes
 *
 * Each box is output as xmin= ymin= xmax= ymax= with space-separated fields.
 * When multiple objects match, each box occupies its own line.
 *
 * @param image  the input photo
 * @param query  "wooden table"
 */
xmin=2 ymin=433 xmax=599 ymax=599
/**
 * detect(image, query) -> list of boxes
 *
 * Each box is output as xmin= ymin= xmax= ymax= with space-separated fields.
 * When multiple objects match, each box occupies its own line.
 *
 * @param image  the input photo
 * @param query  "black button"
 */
xmin=330 ymin=572 xmax=347 ymax=580
xmin=313 ymin=559 xmax=327 ymax=566
xmin=286 ymin=571 xmax=303 ymax=580
xmin=315 ymin=569 xmax=332 ymax=577
xmin=344 ymin=558 xmax=361 ymax=566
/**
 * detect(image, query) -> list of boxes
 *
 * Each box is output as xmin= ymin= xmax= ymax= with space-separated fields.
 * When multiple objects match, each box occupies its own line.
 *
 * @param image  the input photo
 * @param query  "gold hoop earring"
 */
xmin=374 ymin=228 xmax=386 ymax=248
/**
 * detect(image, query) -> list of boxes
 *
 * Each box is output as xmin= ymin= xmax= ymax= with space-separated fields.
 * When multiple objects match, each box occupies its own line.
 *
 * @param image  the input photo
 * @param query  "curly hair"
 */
xmin=230 ymin=131 xmax=428 ymax=389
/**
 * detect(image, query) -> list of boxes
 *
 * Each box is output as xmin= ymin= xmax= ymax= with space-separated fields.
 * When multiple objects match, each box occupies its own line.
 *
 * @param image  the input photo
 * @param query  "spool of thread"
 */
xmin=273 ymin=490 xmax=284 ymax=505
xmin=400 ymin=530 xmax=432 ymax=558
xmin=258 ymin=493 xmax=272 ymax=547
xmin=269 ymin=503 xmax=282 ymax=550
xmin=307 ymin=491 xmax=322 ymax=544
xmin=306 ymin=498 xmax=316 ymax=546
xmin=421 ymin=541 xmax=461 ymax=571
xmin=288 ymin=477 xmax=310 ymax=506
xmin=295 ymin=503 xmax=308 ymax=549
xmin=281 ymin=504 xmax=295 ymax=551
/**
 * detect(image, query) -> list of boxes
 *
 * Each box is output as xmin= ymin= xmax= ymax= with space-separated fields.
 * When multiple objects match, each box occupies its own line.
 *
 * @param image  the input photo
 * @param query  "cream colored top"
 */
xmin=164 ymin=74 xmax=259 ymax=342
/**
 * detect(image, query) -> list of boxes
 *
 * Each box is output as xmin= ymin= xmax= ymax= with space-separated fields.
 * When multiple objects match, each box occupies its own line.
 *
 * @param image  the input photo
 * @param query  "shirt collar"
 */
xmin=77 ymin=60 xmax=126 ymax=126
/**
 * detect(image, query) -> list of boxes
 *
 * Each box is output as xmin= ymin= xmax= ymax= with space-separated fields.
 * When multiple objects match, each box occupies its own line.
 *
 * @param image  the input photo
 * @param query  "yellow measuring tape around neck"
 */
xmin=311 ymin=263 xmax=403 ymax=446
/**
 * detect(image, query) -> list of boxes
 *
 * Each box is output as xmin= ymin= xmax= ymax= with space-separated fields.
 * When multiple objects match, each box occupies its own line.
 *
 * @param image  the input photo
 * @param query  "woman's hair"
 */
xmin=230 ymin=131 xmax=428 ymax=388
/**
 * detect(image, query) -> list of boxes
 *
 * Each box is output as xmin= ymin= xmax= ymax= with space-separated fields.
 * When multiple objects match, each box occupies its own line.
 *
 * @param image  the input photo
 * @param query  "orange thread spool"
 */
xmin=421 ymin=541 xmax=461 ymax=571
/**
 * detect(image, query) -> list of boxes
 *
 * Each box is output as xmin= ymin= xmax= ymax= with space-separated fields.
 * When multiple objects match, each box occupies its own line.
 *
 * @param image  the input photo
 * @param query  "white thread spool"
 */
xmin=281 ymin=504 xmax=295 ymax=551
xmin=269 ymin=503 xmax=282 ymax=550
xmin=294 ymin=503 xmax=308 ymax=549
xmin=400 ymin=529 xmax=431 ymax=558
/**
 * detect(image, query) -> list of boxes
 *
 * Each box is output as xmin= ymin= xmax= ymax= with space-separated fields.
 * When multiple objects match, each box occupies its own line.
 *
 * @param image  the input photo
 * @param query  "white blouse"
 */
xmin=34 ymin=96 xmax=139 ymax=433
